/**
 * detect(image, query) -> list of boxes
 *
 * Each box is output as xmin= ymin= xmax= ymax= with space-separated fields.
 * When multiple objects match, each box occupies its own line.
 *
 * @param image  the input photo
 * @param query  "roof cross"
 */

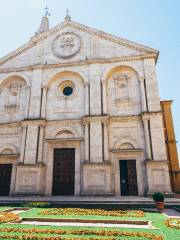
xmin=44 ymin=5 xmax=51 ymax=17
xmin=66 ymin=9 xmax=70 ymax=16
xmin=65 ymin=8 xmax=71 ymax=21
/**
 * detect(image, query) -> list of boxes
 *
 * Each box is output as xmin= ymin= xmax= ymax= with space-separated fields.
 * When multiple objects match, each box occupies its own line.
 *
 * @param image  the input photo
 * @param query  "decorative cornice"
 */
xmin=83 ymin=115 xmax=109 ymax=124
xmin=0 ymin=53 xmax=157 ymax=74
xmin=146 ymin=160 xmax=169 ymax=164
xmin=0 ymin=112 xmax=164 ymax=126
xmin=0 ymin=20 xmax=158 ymax=67
xmin=83 ymin=162 xmax=112 ymax=166
xmin=111 ymin=149 xmax=143 ymax=153
xmin=0 ymin=122 xmax=21 ymax=127
xmin=0 ymin=153 xmax=20 ymax=158
xmin=22 ymin=119 xmax=46 ymax=126
xmin=110 ymin=115 xmax=141 ymax=122
xmin=141 ymin=111 xmax=162 ymax=120
xmin=46 ymin=138 xmax=82 ymax=142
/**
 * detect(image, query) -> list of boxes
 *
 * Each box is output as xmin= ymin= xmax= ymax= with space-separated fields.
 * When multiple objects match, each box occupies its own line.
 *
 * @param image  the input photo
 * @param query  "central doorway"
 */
xmin=52 ymin=148 xmax=75 ymax=196
xmin=119 ymin=160 xmax=138 ymax=196
xmin=0 ymin=164 xmax=12 ymax=196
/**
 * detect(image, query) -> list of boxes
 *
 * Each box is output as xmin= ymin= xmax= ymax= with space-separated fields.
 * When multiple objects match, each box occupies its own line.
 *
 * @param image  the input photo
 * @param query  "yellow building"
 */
xmin=161 ymin=100 xmax=180 ymax=193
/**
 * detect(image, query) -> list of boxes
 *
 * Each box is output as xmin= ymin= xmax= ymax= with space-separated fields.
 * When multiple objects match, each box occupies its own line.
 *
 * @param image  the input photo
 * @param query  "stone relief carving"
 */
xmin=113 ymin=73 xmax=130 ymax=105
xmin=52 ymin=32 xmax=81 ymax=59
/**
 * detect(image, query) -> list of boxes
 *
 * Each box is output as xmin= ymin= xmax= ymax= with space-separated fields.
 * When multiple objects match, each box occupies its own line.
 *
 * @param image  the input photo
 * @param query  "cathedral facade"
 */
xmin=0 ymin=15 xmax=172 ymax=196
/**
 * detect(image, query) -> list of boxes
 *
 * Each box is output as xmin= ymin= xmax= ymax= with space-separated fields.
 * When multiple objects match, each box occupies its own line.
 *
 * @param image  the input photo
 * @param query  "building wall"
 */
xmin=161 ymin=100 xmax=180 ymax=193
xmin=0 ymin=21 xmax=172 ymax=196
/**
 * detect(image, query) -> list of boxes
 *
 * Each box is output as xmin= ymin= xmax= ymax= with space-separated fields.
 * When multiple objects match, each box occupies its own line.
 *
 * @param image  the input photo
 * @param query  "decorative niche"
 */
xmin=113 ymin=73 xmax=131 ymax=106
xmin=3 ymin=83 xmax=24 ymax=113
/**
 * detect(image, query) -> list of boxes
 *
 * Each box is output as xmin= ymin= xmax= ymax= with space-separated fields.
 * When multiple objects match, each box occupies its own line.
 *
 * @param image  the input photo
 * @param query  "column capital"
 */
xmin=84 ymin=82 xmax=90 ymax=87
xmin=83 ymin=119 xmax=89 ymax=126
xmin=139 ymin=76 xmax=145 ymax=82
xmin=21 ymin=123 xmax=28 ymax=129
xmin=42 ymin=85 xmax=48 ymax=91
xmin=102 ymin=117 xmax=110 ymax=126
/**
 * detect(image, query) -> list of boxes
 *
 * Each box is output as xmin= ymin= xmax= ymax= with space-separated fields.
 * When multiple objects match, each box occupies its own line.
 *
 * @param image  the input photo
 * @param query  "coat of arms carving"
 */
xmin=52 ymin=32 xmax=81 ymax=59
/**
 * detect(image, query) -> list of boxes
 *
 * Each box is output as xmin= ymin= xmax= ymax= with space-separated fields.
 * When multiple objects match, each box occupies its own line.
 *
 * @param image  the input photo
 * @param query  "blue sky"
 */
xmin=0 ymin=0 xmax=179 ymax=157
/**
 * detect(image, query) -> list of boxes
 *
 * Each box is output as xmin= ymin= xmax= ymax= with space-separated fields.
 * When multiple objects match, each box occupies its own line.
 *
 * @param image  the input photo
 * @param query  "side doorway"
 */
xmin=119 ymin=160 xmax=138 ymax=196
xmin=0 ymin=164 xmax=12 ymax=196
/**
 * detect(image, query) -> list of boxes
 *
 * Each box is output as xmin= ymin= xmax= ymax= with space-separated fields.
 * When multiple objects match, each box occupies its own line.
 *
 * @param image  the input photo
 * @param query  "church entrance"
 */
xmin=119 ymin=160 xmax=138 ymax=196
xmin=52 ymin=148 xmax=75 ymax=196
xmin=0 ymin=164 xmax=12 ymax=196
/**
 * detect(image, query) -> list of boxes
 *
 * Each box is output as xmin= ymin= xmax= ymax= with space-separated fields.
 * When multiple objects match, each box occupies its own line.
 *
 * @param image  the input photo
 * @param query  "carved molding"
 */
xmin=141 ymin=111 xmax=162 ymax=120
xmin=0 ymin=53 xmax=157 ymax=74
xmin=83 ymin=115 xmax=109 ymax=124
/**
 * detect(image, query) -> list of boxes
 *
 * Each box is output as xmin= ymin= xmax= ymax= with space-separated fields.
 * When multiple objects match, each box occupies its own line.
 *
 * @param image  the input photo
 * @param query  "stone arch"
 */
xmin=53 ymin=127 xmax=79 ymax=139
xmin=114 ymin=138 xmax=138 ymax=150
xmin=0 ymin=73 xmax=30 ymax=88
xmin=119 ymin=143 xmax=135 ymax=150
xmin=0 ymin=144 xmax=18 ymax=155
xmin=44 ymin=69 xmax=89 ymax=88
xmin=102 ymin=64 xmax=140 ymax=82
xmin=55 ymin=130 xmax=75 ymax=139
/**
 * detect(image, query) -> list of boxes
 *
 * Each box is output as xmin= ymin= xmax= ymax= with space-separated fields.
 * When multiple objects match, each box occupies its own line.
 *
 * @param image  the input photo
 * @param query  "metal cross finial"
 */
xmin=44 ymin=5 xmax=51 ymax=17
xmin=65 ymin=8 xmax=71 ymax=21
xmin=66 ymin=9 xmax=70 ymax=16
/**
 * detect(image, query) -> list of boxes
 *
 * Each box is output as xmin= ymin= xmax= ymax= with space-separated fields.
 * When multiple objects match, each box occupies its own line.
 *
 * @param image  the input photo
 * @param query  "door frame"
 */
xmin=111 ymin=149 xmax=145 ymax=196
xmin=0 ymin=155 xmax=18 ymax=195
xmin=45 ymin=139 xmax=81 ymax=196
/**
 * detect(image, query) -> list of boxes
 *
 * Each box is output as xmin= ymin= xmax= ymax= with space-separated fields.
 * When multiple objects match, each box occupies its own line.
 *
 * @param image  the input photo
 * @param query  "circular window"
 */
xmin=63 ymin=86 xmax=73 ymax=96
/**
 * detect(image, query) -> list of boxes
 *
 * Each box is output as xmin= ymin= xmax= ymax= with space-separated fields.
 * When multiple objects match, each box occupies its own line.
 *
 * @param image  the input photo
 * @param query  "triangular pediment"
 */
xmin=0 ymin=20 xmax=158 ymax=69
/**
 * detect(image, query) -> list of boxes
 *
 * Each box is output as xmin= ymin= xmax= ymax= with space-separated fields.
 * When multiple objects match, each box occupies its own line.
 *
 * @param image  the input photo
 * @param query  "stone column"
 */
xmin=41 ymin=86 xmax=48 ymax=119
xmin=84 ymin=121 xmax=89 ymax=162
xmin=139 ymin=77 xmax=147 ymax=112
xmin=102 ymin=81 xmax=108 ymax=114
xmin=85 ymin=83 xmax=89 ymax=115
xmin=37 ymin=124 xmax=45 ymax=163
xmin=142 ymin=117 xmax=151 ymax=160
xmin=19 ymin=125 xmax=27 ymax=164
xmin=103 ymin=119 xmax=109 ymax=161
xmin=25 ymin=86 xmax=31 ymax=119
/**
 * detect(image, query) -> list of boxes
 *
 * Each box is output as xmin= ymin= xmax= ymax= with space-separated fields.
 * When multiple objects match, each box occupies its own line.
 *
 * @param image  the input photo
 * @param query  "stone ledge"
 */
xmin=83 ymin=162 xmax=111 ymax=165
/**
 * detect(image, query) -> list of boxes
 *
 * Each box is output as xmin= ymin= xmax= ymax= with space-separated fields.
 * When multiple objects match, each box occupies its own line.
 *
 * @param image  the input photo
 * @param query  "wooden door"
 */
xmin=120 ymin=160 xmax=138 ymax=196
xmin=52 ymin=148 xmax=75 ymax=196
xmin=0 ymin=164 xmax=12 ymax=196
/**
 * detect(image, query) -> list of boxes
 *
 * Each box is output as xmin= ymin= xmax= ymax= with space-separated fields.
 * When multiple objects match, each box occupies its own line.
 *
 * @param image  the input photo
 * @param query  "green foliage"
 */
xmin=153 ymin=192 xmax=164 ymax=202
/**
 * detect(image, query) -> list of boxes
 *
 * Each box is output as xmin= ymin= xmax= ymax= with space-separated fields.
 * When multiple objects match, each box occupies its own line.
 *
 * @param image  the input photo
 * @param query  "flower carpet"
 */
xmin=0 ymin=205 xmax=179 ymax=240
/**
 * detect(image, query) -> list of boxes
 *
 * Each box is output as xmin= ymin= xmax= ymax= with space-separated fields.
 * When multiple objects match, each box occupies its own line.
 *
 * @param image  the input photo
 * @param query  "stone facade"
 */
xmin=0 ymin=16 xmax=172 ymax=196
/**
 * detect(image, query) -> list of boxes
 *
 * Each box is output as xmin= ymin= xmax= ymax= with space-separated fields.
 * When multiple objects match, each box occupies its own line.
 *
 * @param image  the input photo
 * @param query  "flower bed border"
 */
xmin=165 ymin=218 xmax=180 ymax=229
xmin=0 ymin=213 xmax=21 ymax=224
xmin=39 ymin=208 xmax=144 ymax=218
xmin=0 ymin=227 xmax=163 ymax=240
